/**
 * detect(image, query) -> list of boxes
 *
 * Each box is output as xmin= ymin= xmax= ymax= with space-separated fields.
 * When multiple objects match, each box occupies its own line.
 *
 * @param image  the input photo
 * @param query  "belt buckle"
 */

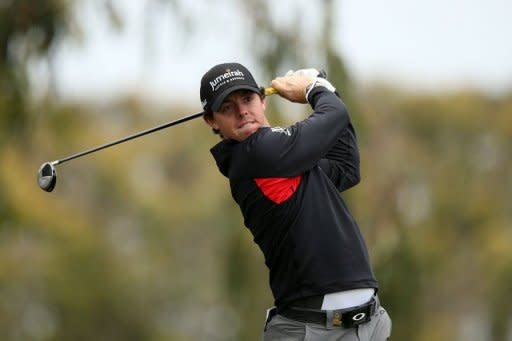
xmin=326 ymin=298 xmax=375 ymax=328
xmin=341 ymin=304 xmax=372 ymax=328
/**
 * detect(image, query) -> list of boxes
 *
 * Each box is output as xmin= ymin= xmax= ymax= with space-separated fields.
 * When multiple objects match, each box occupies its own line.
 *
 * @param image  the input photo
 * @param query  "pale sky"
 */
xmin=46 ymin=0 xmax=512 ymax=103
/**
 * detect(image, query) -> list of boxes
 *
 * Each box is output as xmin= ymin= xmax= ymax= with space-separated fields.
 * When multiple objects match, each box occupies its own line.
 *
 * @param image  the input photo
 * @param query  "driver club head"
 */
xmin=37 ymin=162 xmax=57 ymax=192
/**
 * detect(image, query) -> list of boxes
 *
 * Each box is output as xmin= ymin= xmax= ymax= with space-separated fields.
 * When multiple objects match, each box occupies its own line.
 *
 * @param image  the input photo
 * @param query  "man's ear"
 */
xmin=203 ymin=114 xmax=218 ymax=130
xmin=259 ymin=94 xmax=266 ymax=111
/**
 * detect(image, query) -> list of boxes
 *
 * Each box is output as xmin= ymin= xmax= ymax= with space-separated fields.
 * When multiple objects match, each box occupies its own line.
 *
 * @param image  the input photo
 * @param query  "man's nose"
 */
xmin=236 ymin=101 xmax=249 ymax=116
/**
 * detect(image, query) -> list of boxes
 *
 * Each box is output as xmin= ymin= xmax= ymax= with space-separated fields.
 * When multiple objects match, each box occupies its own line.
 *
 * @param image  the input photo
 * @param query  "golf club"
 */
xmin=37 ymin=86 xmax=280 ymax=192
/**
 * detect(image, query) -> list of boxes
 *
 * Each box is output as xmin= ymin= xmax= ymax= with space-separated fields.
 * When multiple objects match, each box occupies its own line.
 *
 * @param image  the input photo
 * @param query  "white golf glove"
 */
xmin=285 ymin=68 xmax=321 ymax=78
xmin=285 ymin=68 xmax=336 ymax=102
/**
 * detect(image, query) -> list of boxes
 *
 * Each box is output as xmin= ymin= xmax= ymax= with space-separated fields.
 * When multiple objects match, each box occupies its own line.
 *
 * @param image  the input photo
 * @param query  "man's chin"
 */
xmin=239 ymin=124 xmax=259 ymax=138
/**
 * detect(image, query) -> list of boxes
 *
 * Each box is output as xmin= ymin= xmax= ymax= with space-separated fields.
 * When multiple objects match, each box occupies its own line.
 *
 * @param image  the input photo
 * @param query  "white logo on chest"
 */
xmin=270 ymin=127 xmax=291 ymax=136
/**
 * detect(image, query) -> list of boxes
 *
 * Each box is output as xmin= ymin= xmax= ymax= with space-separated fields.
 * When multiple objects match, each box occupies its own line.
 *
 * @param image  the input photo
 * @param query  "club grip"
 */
xmin=264 ymin=87 xmax=278 ymax=96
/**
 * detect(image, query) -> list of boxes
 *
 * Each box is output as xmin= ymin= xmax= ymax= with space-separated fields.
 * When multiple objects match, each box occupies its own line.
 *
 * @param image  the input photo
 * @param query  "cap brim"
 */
xmin=211 ymin=85 xmax=261 ymax=112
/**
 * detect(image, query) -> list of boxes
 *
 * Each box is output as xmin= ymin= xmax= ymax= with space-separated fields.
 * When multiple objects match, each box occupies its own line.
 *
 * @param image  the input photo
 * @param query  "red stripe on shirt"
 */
xmin=254 ymin=176 xmax=302 ymax=204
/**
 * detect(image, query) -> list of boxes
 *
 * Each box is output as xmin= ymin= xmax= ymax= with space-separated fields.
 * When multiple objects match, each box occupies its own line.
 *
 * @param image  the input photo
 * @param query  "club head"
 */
xmin=37 ymin=162 xmax=57 ymax=192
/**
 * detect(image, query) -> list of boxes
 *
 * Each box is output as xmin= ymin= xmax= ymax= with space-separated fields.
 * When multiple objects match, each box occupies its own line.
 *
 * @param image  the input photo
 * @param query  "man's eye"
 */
xmin=221 ymin=104 xmax=233 ymax=113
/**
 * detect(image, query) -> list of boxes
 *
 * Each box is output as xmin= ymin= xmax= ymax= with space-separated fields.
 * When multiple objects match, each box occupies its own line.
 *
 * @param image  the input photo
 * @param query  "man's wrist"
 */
xmin=305 ymin=81 xmax=318 ymax=103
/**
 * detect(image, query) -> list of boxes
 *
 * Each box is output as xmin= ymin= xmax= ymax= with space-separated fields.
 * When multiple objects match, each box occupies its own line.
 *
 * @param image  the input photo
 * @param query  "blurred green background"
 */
xmin=1 ymin=1 xmax=511 ymax=340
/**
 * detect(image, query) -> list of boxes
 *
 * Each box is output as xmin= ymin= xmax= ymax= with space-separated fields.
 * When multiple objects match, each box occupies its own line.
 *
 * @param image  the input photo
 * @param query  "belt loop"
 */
xmin=372 ymin=295 xmax=380 ymax=315
xmin=264 ymin=307 xmax=277 ymax=332
xmin=325 ymin=310 xmax=334 ymax=328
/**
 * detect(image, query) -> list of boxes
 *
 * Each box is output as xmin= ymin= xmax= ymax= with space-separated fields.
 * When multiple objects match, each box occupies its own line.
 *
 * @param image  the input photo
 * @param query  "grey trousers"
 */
xmin=263 ymin=306 xmax=391 ymax=341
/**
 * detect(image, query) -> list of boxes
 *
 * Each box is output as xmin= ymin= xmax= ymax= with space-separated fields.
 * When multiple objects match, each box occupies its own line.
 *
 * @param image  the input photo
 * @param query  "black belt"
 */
xmin=280 ymin=295 xmax=379 ymax=328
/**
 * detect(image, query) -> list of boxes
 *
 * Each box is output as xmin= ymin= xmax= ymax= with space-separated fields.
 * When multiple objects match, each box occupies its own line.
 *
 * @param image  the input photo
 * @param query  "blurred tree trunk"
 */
xmin=0 ymin=0 xmax=69 ymax=148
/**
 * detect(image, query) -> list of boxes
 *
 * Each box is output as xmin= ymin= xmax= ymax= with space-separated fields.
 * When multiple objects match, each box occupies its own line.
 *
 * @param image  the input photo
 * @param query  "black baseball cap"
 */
xmin=200 ymin=63 xmax=262 ymax=115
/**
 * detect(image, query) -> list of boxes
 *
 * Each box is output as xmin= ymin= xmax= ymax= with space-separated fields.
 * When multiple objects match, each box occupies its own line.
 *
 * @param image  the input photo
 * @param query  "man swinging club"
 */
xmin=200 ymin=62 xmax=392 ymax=340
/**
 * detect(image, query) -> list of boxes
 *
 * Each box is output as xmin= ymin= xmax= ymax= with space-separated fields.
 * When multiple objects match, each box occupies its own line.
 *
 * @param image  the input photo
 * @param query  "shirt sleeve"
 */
xmin=318 ymin=122 xmax=360 ymax=192
xmin=228 ymin=87 xmax=351 ymax=179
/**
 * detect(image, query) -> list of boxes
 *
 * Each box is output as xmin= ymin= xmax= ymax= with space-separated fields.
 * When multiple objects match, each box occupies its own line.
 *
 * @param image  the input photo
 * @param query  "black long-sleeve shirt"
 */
xmin=210 ymin=87 xmax=377 ymax=308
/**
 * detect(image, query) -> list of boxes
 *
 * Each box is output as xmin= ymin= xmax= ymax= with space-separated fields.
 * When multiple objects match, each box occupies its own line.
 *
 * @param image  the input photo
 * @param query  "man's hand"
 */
xmin=271 ymin=75 xmax=315 ymax=104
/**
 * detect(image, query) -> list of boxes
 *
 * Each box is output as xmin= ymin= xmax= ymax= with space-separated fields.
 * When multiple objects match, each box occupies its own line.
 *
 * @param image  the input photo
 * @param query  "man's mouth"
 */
xmin=239 ymin=121 xmax=255 ymax=129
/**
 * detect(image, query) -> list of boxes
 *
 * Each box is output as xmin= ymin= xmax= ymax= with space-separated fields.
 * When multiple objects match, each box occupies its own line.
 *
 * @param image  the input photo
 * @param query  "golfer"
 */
xmin=200 ymin=62 xmax=391 ymax=340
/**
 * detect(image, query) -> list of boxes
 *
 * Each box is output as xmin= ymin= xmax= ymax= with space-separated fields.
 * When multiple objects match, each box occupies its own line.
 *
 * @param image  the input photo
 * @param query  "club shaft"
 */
xmin=52 ymin=86 xmax=281 ymax=165
xmin=55 ymin=112 xmax=203 ymax=165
